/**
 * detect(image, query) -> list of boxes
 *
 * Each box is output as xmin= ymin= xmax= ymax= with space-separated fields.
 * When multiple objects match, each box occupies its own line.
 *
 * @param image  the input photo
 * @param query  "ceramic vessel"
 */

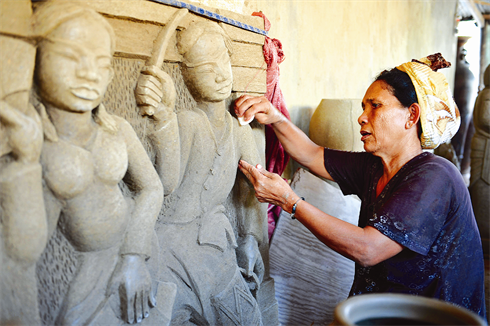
xmin=333 ymin=293 xmax=487 ymax=326
xmin=309 ymin=99 xmax=364 ymax=152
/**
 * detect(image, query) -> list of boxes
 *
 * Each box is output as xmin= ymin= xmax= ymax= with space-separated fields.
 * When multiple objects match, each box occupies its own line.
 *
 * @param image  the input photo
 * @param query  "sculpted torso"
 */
xmin=42 ymin=121 xmax=130 ymax=252
xmin=32 ymin=3 xmax=163 ymax=324
xmin=136 ymin=20 xmax=265 ymax=325
xmin=164 ymin=109 xmax=254 ymax=221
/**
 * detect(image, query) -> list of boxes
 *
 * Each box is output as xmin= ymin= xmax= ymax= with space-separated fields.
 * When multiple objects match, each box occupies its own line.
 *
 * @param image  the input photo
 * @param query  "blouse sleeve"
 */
xmin=323 ymin=147 xmax=378 ymax=198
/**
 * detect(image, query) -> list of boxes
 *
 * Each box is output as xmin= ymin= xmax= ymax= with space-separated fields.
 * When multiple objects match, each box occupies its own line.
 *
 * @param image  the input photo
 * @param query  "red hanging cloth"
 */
xmin=252 ymin=12 xmax=291 ymax=240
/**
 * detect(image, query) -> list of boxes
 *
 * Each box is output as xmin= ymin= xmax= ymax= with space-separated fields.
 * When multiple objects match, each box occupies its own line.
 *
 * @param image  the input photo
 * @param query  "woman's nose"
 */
xmin=76 ymin=57 xmax=100 ymax=82
xmin=358 ymin=112 xmax=367 ymax=125
xmin=215 ymin=62 xmax=231 ymax=83
xmin=215 ymin=74 xmax=225 ymax=83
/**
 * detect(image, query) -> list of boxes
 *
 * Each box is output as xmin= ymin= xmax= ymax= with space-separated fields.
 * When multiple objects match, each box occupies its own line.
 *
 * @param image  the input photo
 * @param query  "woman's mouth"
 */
xmin=360 ymin=130 xmax=371 ymax=141
xmin=71 ymin=87 xmax=100 ymax=101
xmin=217 ymin=82 xmax=232 ymax=94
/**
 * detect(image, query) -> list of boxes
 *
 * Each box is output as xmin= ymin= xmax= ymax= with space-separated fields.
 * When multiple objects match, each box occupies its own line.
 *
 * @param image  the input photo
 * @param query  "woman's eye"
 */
xmin=195 ymin=64 xmax=216 ymax=74
xmin=97 ymin=58 xmax=112 ymax=69
xmin=53 ymin=48 xmax=79 ymax=62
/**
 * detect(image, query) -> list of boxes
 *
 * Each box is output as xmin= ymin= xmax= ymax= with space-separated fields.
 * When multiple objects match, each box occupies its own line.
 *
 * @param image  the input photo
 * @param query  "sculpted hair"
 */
xmin=32 ymin=1 xmax=116 ymax=54
xmin=177 ymin=21 xmax=233 ymax=61
xmin=32 ymin=1 xmax=118 ymax=138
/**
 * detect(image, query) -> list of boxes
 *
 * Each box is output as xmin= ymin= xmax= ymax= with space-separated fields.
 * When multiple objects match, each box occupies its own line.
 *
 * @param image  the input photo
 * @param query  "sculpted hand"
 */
xmin=236 ymin=235 xmax=264 ymax=294
xmin=238 ymin=160 xmax=299 ymax=213
xmin=234 ymin=95 xmax=285 ymax=125
xmin=0 ymin=101 xmax=42 ymax=164
xmin=108 ymin=254 xmax=156 ymax=324
xmin=135 ymin=65 xmax=176 ymax=122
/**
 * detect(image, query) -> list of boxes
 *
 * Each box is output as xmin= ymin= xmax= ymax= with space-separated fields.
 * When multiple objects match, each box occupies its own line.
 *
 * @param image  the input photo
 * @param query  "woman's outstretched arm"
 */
xmin=235 ymin=95 xmax=332 ymax=180
xmin=238 ymin=160 xmax=403 ymax=267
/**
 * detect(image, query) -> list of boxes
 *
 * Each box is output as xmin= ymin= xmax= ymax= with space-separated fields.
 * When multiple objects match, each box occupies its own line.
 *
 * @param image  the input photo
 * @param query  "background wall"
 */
xmin=194 ymin=0 xmax=459 ymax=175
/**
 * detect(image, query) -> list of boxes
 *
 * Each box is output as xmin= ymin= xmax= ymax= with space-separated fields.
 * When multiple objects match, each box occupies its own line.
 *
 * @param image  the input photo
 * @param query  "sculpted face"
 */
xmin=182 ymin=32 xmax=233 ymax=102
xmin=359 ymin=81 xmax=409 ymax=156
xmin=36 ymin=15 xmax=113 ymax=113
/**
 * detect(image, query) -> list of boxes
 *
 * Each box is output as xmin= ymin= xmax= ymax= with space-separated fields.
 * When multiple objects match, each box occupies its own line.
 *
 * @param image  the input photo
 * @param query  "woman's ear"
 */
xmin=108 ymin=66 xmax=115 ymax=83
xmin=406 ymin=103 xmax=421 ymax=129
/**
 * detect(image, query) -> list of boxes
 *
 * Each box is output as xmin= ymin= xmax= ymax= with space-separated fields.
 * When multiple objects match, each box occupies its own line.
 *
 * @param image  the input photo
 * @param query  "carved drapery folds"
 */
xmin=1 ymin=0 xmax=277 ymax=325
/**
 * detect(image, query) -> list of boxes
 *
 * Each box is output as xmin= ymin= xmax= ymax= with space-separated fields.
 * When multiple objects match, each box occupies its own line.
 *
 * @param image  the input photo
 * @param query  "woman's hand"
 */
xmin=0 ymin=101 xmax=43 ymax=164
xmin=108 ymin=254 xmax=155 ymax=324
xmin=234 ymin=95 xmax=285 ymax=125
xmin=236 ymin=235 xmax=264 ymax=296
xmin=238 ymin=160 xmax=299 ymax=213
xmin=135 ymin=65 xmax=176 ymax=123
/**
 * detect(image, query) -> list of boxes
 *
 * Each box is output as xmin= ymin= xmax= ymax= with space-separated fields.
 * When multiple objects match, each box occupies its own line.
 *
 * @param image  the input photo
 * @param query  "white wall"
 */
xmin=193 ymin=0 xmax=459 ymax=174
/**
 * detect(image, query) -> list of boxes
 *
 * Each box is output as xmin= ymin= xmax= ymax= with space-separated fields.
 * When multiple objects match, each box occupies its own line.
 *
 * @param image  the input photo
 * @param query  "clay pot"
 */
xmin=309 ymin=99 xmax=364 ymax=152
xmin=332 ymin=294 xmax=486 ymax=326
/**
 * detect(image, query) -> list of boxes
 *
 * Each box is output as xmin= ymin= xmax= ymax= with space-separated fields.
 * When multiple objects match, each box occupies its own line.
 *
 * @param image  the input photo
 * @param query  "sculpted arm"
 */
xmin=109 ymin=116 xmax=164 ymax=323
xmin=136 ymin=66 xmax=181 ymax=195
xmin=235 ymin=125 xmax=266 ymax=285
xmin=0 ymin=101 xmax=48 ymax=264
xmin=235 ymin=95 xmax=332 ymax=180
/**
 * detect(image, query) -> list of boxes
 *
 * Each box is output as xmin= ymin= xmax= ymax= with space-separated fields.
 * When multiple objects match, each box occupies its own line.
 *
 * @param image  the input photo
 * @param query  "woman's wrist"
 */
xmin=270 ymin=110 xmax=287 ymax=126
xmin=283 ymin=192 xmax=301 ymax=214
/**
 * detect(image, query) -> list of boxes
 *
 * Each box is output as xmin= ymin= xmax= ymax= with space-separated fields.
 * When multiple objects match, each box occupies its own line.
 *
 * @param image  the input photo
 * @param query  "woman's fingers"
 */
xmin=234 ymin=95 xmax=283 ymax=125
xmin=238 ymin=160 xmax=262 ymax=184
xmin=234 ymin=95 xmax=266 ymax=119
xmin=234 ymin=94 xmax=254 ymax=111
xmin=255 ymin=164 xmax=278 ymax=179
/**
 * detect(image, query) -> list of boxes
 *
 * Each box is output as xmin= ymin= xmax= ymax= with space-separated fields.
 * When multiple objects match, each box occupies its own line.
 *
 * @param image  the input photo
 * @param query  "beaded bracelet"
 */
xmin=290 ymin=197 xmax=305 ymax=220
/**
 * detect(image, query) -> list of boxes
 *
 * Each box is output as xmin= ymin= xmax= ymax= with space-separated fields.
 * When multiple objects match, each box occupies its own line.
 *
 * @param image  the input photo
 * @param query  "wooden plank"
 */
xmin=0 ymin=0 xmax=32 ymax=37
xmin=109 ymin=16 xmax=265 ymax=69
xmin=107 ymin=17 xmax=183 ymax=61
xmin=217 ymin=9 xmax=265 ymax=45
xmin=232 ymin=66 xmax=266 ymax=93
xmin=80 ymin=0 xmax=179 ymax=26
xmin=231 ymin=42 xmax=265 ymax=68
xmin=81 ymin=0 xmax=265 ymax=44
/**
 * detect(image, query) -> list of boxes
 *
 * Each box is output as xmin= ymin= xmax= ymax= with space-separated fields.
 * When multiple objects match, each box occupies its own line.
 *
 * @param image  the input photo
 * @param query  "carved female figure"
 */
xmin=0 ymin=6 xmax=46 ymax=321
xmin=33 ymin=2 xmax=163 ymax=324
xmin=136 ymin=21 xmax=265 ymax=325
xmin=469 ymin=64 xmax=490 ymax=258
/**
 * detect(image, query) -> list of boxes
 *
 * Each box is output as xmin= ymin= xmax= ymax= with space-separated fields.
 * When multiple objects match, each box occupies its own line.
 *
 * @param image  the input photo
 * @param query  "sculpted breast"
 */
xmin=91 ymin=130 xmax=128 ymax=185
xmin=42 ymin=140 xmax=94 ymax=200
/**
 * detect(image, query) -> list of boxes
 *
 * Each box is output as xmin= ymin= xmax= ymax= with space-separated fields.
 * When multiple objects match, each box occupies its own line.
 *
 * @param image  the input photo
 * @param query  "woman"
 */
xmin=33 ymin=2 xmax=163 ymax=324
xmin=235 ymin=54 xmax=486 ymax=318
xmin=135 ymin=21 xmax=264 ymax=325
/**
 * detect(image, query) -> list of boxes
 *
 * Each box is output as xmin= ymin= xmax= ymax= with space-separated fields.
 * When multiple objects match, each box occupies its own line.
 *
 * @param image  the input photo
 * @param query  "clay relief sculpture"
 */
xmin=469 ymin=64 xmax=490 ymax=259
xmin=135 ymin=20 xmax=266 ymax=325
xmin=32 ymin=2 xmax=164 ymax=324
xmin=0 ymin=2 xmax=46 ymax=323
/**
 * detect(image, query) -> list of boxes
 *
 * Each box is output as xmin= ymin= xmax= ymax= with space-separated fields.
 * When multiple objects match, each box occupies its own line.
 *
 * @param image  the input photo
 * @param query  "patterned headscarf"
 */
xmin=397 ymin=54 xmax=460 ymax=149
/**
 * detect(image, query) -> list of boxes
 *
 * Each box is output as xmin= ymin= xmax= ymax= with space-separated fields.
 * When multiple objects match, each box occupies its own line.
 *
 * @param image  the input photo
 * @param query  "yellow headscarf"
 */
xmin=397 ymin=55 xmax=460 ymax=149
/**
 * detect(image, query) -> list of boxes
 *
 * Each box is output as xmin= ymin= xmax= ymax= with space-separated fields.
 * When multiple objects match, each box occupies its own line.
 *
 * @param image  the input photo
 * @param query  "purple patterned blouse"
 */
xmin=324 ymin=149 xmax=486 ymax=319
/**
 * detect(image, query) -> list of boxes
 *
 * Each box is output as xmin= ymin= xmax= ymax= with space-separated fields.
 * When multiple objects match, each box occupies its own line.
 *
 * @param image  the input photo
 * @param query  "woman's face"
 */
xmin=358 ymin=81 xmax=410 ymax=157
xmin=36 ymin=15 xmax=113 ymax=113
xmin=182 ymin=33 xmax=233 ymax=103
